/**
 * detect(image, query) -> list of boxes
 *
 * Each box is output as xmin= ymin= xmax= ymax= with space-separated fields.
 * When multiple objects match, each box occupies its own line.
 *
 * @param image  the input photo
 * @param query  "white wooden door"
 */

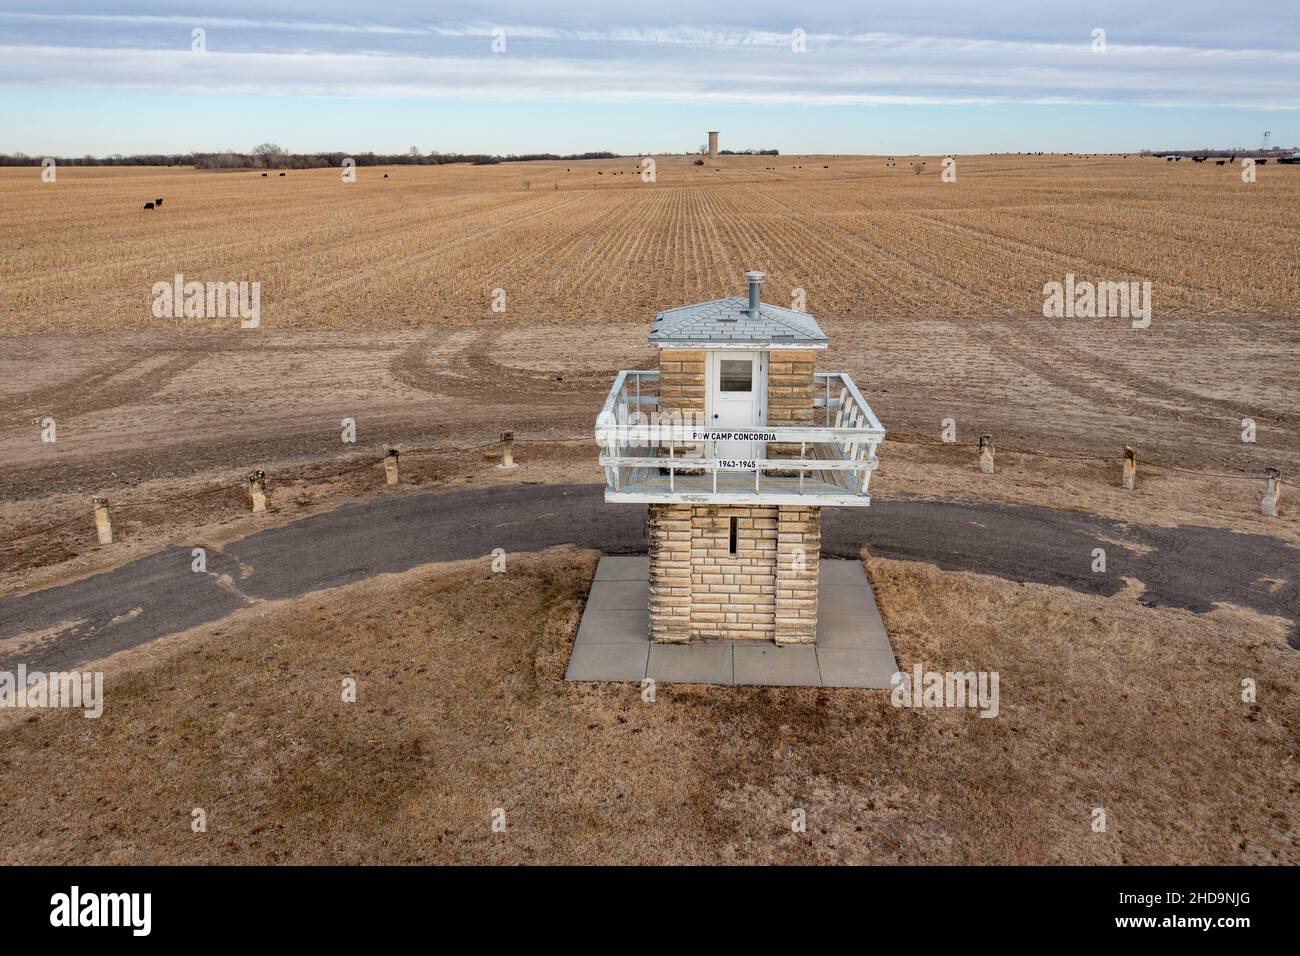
xmin=709 ymin=351 xmax=762 ymax=464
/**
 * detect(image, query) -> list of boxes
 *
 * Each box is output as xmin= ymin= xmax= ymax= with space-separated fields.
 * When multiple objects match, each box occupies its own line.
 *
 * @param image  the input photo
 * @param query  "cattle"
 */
xmin=278 ymin=171 xmax=286 ymax=176
xmin=1216 ymin=160 xmax=1226 ymax=166
xmin=383 ymin=173 xmax=389 ymax=178
xmin=155 ymin=198 xmax=163 ymax=206
xmin=142 ymin=202 xmax=154 ymax=210
xmin=261 ymin=172 xmax=268 ymax=177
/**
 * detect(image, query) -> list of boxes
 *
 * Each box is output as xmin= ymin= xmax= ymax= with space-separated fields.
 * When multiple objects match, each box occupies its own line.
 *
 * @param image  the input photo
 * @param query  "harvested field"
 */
xmin=1 ymin=549 xmax=1294 ymax=865
xmin=0 ymin=153 xmax=1296 ymax=868
xmin=2 ymin=154 xmax=1297 ymax=332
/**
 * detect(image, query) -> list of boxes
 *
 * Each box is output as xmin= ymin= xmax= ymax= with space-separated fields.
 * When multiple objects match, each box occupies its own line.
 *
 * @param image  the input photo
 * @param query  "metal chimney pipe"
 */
xmin=745 ymin=270 xmax=764 ymax=314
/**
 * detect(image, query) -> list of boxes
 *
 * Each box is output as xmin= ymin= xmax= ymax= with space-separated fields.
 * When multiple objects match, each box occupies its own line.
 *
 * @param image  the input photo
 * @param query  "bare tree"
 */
xmin=252 ymin=143 xmax=286 ymax=168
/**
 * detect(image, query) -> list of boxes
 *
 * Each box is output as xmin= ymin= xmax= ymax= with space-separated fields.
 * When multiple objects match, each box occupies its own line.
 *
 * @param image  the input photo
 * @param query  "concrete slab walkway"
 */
xmin=564 ymin=556 xmax=898 ymax=688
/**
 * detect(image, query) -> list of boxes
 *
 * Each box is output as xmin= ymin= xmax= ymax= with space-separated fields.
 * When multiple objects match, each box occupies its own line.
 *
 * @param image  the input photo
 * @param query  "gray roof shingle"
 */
xmin=648 ymin=297 xmax=828 ymax=348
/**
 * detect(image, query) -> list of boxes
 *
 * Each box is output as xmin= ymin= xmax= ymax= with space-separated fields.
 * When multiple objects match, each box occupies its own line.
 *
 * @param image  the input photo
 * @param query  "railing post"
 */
xmin=1122 ymin=446 xmax=1137 ymax=490
xmin=498 ymin=431 xmax=517 ymax=470
xmin=248 ymin=470 xmax=268 ymax=512
xmin=979 ymin=435 xmax=994 ymax=474
xmin=92 ymin=496 xmax=113 ymax=544
xmin=1261 ymin=467 xmax=1281 ymax=517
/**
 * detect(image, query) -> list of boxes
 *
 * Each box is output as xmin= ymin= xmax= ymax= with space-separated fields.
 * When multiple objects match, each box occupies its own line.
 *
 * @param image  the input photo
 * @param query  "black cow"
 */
xmin=261 ymin=172 xmax=268 ymax=177
xmin=142 ymin=202 xmax=154 ymax=210
xmin=278 ymin=171 xmax=286 ymax=176
xmin=155 ymin=197 xmax=163 ymax=206
xmin=1216 ymin=160 xmax=1226 ymax=166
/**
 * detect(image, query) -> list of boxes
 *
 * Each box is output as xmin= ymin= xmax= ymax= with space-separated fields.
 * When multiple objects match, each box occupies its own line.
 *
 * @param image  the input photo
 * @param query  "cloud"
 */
xmin=0 ymin=6 xmax=1297 ymax=108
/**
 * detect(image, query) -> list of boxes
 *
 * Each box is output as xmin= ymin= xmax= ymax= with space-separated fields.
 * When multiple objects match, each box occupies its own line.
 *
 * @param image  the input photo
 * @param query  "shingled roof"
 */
xmin=648 ymin=297 xmax=828 ymax=349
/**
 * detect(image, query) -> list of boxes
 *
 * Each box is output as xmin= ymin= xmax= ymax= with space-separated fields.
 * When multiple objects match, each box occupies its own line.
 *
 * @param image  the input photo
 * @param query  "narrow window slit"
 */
xmin=728 ymin=516 xmax=738 ymax=555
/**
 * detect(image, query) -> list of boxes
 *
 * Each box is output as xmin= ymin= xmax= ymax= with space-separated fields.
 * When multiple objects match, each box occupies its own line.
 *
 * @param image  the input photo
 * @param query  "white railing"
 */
xmin=595 ymin=369 xmax=886 ymax=504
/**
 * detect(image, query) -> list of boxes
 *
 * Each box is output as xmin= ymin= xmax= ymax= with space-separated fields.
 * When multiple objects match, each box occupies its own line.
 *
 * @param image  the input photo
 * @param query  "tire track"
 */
xmin=0 ymin=350 xmax=206 ymax=425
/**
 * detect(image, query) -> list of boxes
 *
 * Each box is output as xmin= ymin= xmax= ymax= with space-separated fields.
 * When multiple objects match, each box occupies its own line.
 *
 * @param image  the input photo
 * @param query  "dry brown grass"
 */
xmin=1 ymin=547 xmax=1294 ymax=865
xmin=2 ymin=154 xmax=1297 ymax=333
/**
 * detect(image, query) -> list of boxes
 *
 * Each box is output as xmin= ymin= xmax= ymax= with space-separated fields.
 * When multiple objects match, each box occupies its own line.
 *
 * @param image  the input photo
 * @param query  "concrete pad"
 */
xmin=817 ymin=647 xmax=899 ymax=689
xmin=819 ymin=560 xmax=870 ymax=586
xmin=594 ymin=556 xmax=650 ymax=581
xmin=647 ymin=643 xmax=734 ymax=685
xmin=574 ymin=610 xmax=649 ymax=645
xmin=817 ymin=584 xmax=890 ymax=650
xmin=566 ymin=556 xmax=895 ymax=689
xmin=584 ymin=579 xmax=649 ymax=611
xmin=733 ymin=644 xmax=821 ymax=687
xmin=564 ymin=642 xmax=649 ymax=682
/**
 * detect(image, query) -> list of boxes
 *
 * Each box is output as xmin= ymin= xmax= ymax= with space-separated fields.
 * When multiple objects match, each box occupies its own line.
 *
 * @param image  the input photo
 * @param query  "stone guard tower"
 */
xmin=595 ymin=271 xmax=884 ymax=646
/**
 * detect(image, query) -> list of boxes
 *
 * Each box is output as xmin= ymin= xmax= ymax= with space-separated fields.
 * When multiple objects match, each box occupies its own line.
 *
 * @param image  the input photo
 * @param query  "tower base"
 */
xmin=647 ymin=503 xmax=820 ymax=644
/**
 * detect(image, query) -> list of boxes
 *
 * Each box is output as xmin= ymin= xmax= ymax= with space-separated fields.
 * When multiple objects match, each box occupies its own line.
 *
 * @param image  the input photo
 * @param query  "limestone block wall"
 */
xmin=648 ymin=503 xmax=692 ymax=642
xmin=656 ymin=350 xmax=705 ymax=423
xmin=657 ymin=349 xmax=705 ymax=460
xmin=647 ymin=503 xmax=821 ymax=643
xmin=774 ymin=506 xmax=821 ymax=644
xmin=688 ymin=505 xmax=779 ymax=640
xmin=766 ymin=350 xmax=817 ymax=460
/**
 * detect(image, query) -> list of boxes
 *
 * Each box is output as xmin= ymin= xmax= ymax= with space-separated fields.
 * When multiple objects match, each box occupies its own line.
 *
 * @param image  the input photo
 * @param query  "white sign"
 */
xmin=689 ymin=430 xmax=777 ymax=442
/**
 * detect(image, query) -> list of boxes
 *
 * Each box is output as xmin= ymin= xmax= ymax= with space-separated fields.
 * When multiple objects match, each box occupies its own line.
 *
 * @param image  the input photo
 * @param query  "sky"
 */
xmin=1 ymin=0 xmax=1297 ymax=156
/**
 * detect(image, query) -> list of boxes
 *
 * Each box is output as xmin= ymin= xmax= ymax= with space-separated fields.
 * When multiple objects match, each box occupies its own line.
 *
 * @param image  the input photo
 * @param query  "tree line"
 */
xmin=0 ymin=145 xmax=622 ymax=169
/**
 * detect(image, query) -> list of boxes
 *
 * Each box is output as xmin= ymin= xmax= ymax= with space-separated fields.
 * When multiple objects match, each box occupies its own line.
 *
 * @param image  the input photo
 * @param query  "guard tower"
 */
xmin=596 ymin=271 xmax=885 ymax=645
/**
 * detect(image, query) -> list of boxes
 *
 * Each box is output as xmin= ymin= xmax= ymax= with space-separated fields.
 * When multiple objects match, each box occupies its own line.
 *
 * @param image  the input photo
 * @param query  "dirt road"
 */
xmin=4 ymin=319 xmax=1297 ymax=502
